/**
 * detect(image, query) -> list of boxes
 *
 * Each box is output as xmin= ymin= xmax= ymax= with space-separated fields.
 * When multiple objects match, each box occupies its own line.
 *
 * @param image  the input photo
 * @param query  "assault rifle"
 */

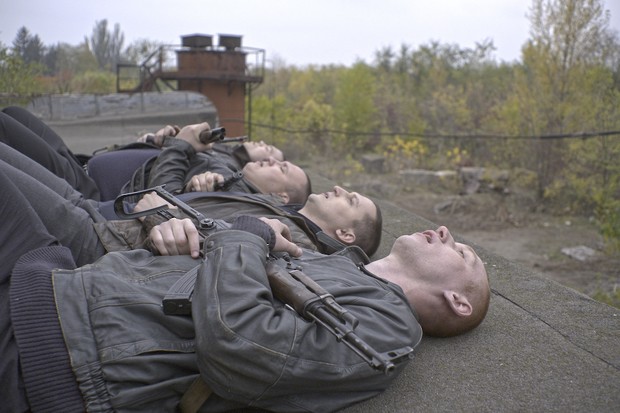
xmin=113 ymin=186 xmax=414 ymax=373
xmin=266 ymin=261 xmax=414 ymax=374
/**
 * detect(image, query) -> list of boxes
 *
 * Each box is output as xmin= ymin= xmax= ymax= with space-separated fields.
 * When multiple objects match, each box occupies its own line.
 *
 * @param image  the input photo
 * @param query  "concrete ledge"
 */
xmin=305 ymin=171 xmax=619 ymax=413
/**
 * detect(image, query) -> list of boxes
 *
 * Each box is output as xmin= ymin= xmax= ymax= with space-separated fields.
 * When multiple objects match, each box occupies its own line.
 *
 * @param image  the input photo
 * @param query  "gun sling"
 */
xmin=179 ymin=376 xmax=212 ymax=413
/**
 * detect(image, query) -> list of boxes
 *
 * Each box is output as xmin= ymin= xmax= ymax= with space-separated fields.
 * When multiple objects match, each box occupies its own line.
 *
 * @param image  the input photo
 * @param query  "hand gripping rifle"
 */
xmin=266 ymin=260 xmax=414 ymax=374
xmin=114 ymin=185 xmax=218 ymax=315
xmin=199 ymin=127 xmax=226 ymax=144
xmin=114 ymin=185 xmax=215 ymax=231
xmin=200 ymin=126 xmax=249 ymax=144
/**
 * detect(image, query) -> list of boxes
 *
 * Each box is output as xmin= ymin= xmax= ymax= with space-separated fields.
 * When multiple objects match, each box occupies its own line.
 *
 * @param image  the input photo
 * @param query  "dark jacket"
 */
xmin=52 ymin=230 xmax=422 ymax=412
xmin=123 ymin=140 xmax=259 ymax=195
xmin=210 ymin=142 xmax=250 ymax=170
xmin=95 ymin=192 xmax=363 ymax=258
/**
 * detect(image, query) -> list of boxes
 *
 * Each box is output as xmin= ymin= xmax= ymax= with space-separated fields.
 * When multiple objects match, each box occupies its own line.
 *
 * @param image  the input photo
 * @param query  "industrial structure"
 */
xmin=117 ymin=34 xmax=265 ymax=137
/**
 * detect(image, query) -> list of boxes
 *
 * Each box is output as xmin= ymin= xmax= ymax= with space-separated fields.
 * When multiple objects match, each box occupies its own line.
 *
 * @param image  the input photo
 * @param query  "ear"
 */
xmin=276 ymin=192 xmax=290 ymax=204
xmin=335 ymin=228 xmax=356 ymax=244
xmin=443 ymin=290 xmax=472 ymax=317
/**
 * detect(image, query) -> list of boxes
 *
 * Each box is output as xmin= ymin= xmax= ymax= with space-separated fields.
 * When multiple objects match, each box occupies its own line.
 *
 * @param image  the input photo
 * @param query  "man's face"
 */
xmin=244 ymin=141 xmax=284 ymax=162
xmin=242 ymin=157 xmax=306 ymax=198
xmin=392 ymin=226 xmax=487 ymax=291
xmin=303 ymin=186 xmax=376 ymax=231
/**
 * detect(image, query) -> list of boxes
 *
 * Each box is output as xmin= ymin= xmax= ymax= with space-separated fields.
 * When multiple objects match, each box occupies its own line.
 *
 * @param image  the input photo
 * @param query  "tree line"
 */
xmin=0 ymin=19 xmax=163 ymax=96
xmin=1 ymin=0 xmax=619 ymax=251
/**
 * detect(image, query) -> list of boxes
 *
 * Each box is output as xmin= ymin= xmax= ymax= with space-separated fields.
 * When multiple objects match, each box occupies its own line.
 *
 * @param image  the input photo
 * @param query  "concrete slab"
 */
xmin=306 ymin=173 xmax=619 ymax=413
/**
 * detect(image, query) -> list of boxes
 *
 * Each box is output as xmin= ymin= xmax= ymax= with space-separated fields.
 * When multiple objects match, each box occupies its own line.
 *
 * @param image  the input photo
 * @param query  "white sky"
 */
xmin=1 ymin=0 xmax=619 ymax=67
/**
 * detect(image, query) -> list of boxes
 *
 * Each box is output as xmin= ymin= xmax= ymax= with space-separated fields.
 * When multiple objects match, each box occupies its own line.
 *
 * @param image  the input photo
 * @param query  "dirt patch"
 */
xmin=323 ymin=166 xmax=620 ymax=307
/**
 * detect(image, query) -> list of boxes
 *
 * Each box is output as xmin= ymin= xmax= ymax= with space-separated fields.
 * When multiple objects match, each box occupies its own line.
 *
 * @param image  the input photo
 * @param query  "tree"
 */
xmin=504 ymin=0 xmax=617 ymax=198
xmin=87 ymin=19 xmax=125 ymax=71
xmin=41 ymin=42 xmax=98 ymax=93
xmin=0 ymin=42 xmax=44 ymax=98
xmin=12 ymin=26 xmax=46 ymax=65
xmin=12 ymin=27 xmax=30 ymax=57
xmin=333 ymin=62 xmax=379 ymax=152
xmin=124 ymin=38 xmax=165 ymax=65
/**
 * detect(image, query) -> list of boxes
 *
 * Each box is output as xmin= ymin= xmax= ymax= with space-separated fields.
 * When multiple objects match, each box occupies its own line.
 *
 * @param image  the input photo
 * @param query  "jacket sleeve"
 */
xmin=146 ymin=140 xmax=196 ymax=194
xmin=191 ymin=230 xmax=420 ymax=412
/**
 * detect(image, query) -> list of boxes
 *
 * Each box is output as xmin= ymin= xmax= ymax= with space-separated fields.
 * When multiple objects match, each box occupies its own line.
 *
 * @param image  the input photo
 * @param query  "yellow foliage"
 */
xmin=445 ymin=147 xmax=468 ymax=168
xmin=382 ymin=136 xmax=428 ymax=170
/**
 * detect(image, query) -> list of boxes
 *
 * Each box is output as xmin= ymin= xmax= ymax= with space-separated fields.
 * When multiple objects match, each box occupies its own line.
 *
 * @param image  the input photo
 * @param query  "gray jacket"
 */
xmin=53 ymin=230 xmax=421 ymax=412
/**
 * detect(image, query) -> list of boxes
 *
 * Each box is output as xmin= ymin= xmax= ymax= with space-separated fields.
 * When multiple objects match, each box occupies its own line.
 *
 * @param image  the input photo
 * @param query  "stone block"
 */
xmin=360 ymin=154 xmax=386 ymax=174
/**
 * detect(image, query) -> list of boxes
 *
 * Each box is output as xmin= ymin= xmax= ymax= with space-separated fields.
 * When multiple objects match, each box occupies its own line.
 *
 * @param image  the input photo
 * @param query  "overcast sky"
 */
xmin=1 ymin=0 xmax=619 ymax=67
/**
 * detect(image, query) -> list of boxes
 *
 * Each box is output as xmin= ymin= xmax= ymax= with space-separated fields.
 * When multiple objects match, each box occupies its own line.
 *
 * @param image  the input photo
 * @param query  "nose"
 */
xmin=436 ymin=226 xmax=456 ymax=247
xmin=333 ymin=185 xmax=350 ymax=195
xmin=267 ymin=156 xmax=278 ymax=166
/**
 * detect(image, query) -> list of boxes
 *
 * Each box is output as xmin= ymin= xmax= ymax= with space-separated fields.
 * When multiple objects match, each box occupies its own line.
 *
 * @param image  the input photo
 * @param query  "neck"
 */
xmin=364 ymin=257 xmax=391 ymax=281
xmin=297 ymin=207 xmax=327 ymax=232
xmin=365 ymin=255 xmax=412 ymax=292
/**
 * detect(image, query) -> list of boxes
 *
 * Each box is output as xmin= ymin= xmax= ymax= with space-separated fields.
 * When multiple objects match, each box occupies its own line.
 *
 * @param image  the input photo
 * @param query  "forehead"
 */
xmin=358 ymin=194 xmax=377 ymax=218
xmin=287 ymin=163 xmax=307 ymax=182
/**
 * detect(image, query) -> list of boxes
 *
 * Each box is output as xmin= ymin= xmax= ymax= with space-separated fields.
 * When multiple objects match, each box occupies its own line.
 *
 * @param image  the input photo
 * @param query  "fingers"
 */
xmin=277 ymin=237 xmax=302 ymax=257
xmin=150 ymin=218 xmax=200 ymax=258
xmin=133 ymin=192 xmax=169 ymax=213
xmin=182 ymin=219 xmax=201 ymax=257
xmin=176 ymin=122 xmax=213 ymax=151
xmin=259 ymin=217 xmax=302 ymax=257
xmin=187 ymin=172 xmax=224 ymax=192
xmin=155 ymin=125 xmax=179 ymax=138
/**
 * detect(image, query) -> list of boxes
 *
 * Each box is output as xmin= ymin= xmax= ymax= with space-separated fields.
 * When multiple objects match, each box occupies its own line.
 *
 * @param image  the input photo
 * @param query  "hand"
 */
xmin=176 ymin=122 xmax=214 ymax=152
xmin=134 ymin=192 xmax=175 ymax=214
xmin=137 ymin=125 xmax=179 ymax=147
xmin=149 ymin=218 xmax=201 ymax=258
xmin=185 ymin=171 xmax=225 ymax=192
xmin=259 ymin=217 xmax=302 ymax=257
xmin=154 ymin=124 xmax=180 ymax=139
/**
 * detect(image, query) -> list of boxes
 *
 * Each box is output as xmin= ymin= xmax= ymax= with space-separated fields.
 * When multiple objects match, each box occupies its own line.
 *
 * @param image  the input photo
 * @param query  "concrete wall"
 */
xmin=27 ymin=91 xmax=217 ymax=123
xmin=25 ymin=92 xmax=219 ymax=155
